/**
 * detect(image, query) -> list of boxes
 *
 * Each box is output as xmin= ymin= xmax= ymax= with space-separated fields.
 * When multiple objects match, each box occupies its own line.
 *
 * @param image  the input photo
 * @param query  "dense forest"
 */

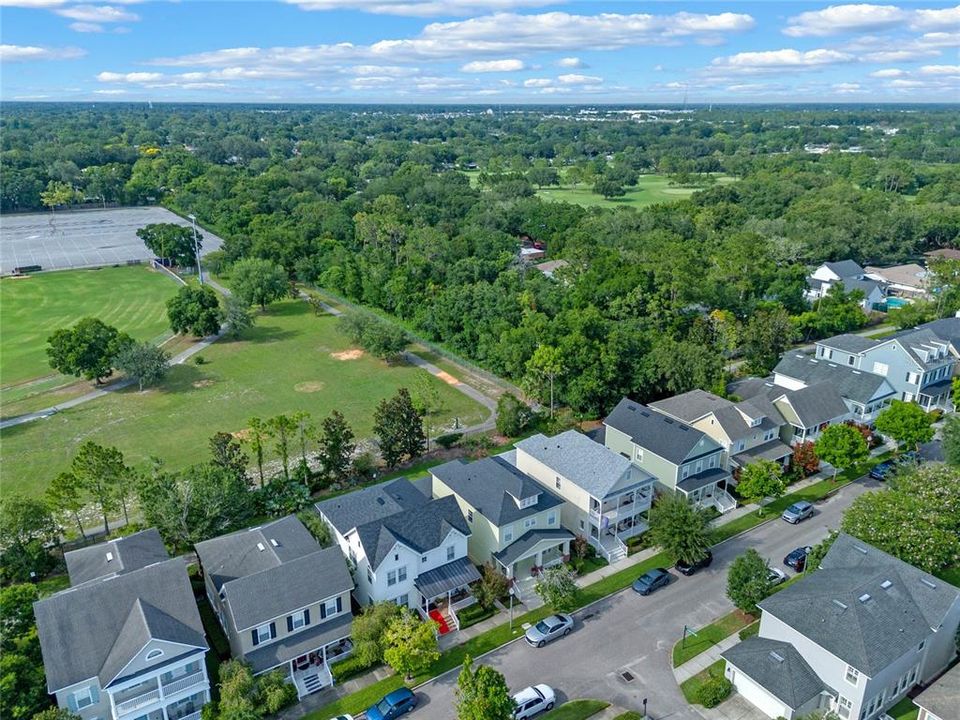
xmin=4 ymin=103 xmax=960 ymax=414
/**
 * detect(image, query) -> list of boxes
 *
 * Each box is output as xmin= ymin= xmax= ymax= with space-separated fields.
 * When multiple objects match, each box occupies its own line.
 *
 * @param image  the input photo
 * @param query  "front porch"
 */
xmin=678 ymin=468 xmax=737 ymax=514
xmin=414 ymin=557 xmax=482 ymax=635
xmin=493 ymin=529 xmax=573 ymax=602
xmin=916 ymin=378 xmax=953 ymax=410
xmin=587 ymin=481 xmax=653 ymax=563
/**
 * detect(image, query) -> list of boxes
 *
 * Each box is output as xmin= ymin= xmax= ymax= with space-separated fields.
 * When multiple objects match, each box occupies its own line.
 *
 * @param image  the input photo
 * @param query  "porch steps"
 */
xmin=607 ymin=544 xmax=627 ymax=563
xmin=300 ymin=673 xmax=323 ymax=694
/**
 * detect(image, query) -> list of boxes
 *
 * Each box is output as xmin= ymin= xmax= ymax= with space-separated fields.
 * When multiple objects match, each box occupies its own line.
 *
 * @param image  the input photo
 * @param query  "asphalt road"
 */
xmin=405 ymin=477 xmax=880 ymax=720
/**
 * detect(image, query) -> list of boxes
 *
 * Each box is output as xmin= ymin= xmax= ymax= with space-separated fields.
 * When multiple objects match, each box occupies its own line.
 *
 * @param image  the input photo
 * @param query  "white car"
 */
xmin=513 ymin=684 xmax=556 ymax=719
xmin=767 ymin=567 xmax=787 ymax=586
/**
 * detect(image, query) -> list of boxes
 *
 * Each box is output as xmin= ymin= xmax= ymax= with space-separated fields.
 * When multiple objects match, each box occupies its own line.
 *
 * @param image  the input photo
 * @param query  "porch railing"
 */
xmin=115 ymin=688 xmax=160 ymax=715
xmin=451 ymin=595 xmax=477 ymax=611
xmin=161 ymin=671 xmax=205 ymax=697
xmin=170 ymin=711 xmax=202 ymax=720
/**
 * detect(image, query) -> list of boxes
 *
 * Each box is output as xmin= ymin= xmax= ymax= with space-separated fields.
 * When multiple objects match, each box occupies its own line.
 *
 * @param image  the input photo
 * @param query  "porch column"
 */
xmin=561 ymin=539 xmax=570 ymax=557
xmin=536 ymin=550 xmax=543 ymax=566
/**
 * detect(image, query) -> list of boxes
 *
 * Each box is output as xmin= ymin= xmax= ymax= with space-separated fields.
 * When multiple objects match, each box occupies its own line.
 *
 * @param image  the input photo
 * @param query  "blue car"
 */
xmin=869 ymin=460 xmax=895 ymax=481
xmin=366 ymin=688 xmax=417 ymax=720
xmin=632 ymin=568 xmax=671 ymax=596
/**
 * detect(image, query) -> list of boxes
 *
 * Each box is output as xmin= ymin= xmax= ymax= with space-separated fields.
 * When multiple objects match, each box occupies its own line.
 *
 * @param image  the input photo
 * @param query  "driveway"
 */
xmin=405 ymin=478 xmax=879 ymax=720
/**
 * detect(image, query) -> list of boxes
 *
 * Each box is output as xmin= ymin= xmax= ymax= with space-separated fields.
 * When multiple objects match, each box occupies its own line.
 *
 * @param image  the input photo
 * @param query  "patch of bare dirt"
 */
xmin=192 ymin=379 xmax=215 ymax=388
xmin=434 ymin=370 xmax=459 ymax=386
xmin=331 ymin=349 xmax=364 ymax=361
xmin=295 ymin=381 xmax=325 ymax=393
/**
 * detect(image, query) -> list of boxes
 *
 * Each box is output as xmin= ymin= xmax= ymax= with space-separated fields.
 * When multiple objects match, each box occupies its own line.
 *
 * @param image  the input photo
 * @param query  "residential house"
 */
xmin=650 ymin=389 xmax=793 ymax=471
xmin=532 ymin=259 xmax=570 ymax=279
xmin=912 ymin=662 xmax=960 ymax=720
xmin=431 ymin=455 xmax=572 ymax=602
xmin=816 ymin=326 xmax=956 ymax=409
xmin=315 ymin=478 xmax=477 ymax=634
xmin=722 ymin=533 xmax=960 ymax=720
xmin=773 ymin=351 xmax=896 ymax=424
xmin=33 ymin=529 xmax=210 ymax=720
xmin=865 ymin=263 xmax=930 ymax=300
xmin=767 ymin=382 xmax=852 ymax=445
xmin=512 ymin=430 xmax=654 ymax=564
xmin=194 ymin=516 xmax=353 ymax=698
xmin=924 ymin=248 xmax=960 ymax=263
xmin=805 ymin=260 xmax=884 ymax=311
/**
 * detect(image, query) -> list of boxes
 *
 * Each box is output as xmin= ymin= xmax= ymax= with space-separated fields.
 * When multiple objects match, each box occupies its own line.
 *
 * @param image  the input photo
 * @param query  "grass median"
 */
xmin=671 ymin=609 xmax=755 ymax=667
xmin=540 ymin=699 xmax=610 ymax=720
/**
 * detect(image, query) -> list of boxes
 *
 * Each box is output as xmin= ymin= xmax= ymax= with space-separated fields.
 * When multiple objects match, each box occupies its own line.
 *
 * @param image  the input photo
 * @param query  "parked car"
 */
xmin=784 ymin=546 xmax=813 ymax=572
xmin=781 ymin=500 xmax=814 ymax=524
xmin=632 ymin=568 xmax=672 ymax=595
xmin=513 ymin=685 xmax=556 ymax=719
xmin=365 ymin=688 xmax=417 ymax=720
xmin=897 ymin=450 xmax=920 ymax=466
xmin=869 ymin=460 xmax=896 ymax=481
xmin=525 ymin=613 xmax=574 ymax=647
xmin=767 ymin=567 xmax=787 ymax=586
xmin=676 ymin=551 xmax=713 ymax=576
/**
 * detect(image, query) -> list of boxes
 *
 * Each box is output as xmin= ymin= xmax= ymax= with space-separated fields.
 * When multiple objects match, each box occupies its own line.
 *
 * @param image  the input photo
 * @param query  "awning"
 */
xmin=414 ymin=557 xmax=481 ymax=599
xmin=244 ymin=613 xmax=352 ymax=675
xmin=492 ymin=529 xmax=574 ymax=568
xmin=918 ymin=377 xmax=952 ymax=397
xmin=677 ymin=468 xmax=731 ymax=494
xmin=732 ymin=439 xmax=793 ymax=467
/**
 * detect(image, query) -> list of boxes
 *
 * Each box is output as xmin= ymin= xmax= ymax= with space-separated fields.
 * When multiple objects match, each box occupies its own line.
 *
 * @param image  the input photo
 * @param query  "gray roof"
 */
xmin=354 ymin=494 xmax=471 ymax=569
xmin=34 ymin=557 xmax=206 ymax=692
xmin=913 ymin=662 xmax=960 ymax=719
xmin=195 ymin=516 xmax=353 ymax=631
xmin=604 ymin=398 xmax=721 ymax=466
xmin=713 ymin=403 xmax=780 ymax=440
xmin=493 ymin=529 xmax=574 ymax=567
xmin=889 ymin=327 xmax=954 ymax=368
xmin=414 ymin=557 xmax=482 ymax=599
xmin=817 ymin=334 xmax=877 ymax=354
xmin=243 ymin=612 xmax=352 ymax=675
xmin=840 ymin=278 xmax=883 ymax=298
xmin=677 ymin=467 xmax=731 ymax=493
xmin=823 ymin=260 xmax=864 ymax=278
xmin=759 ymin=533 xmax=960 ymax=675
xmin=722 ymin=637 xmax=832 ymax=710
xmin=431 ymin=456 xmax=564 ymax=526
xmin=732 ymin=439 xmax=793 ymax=466
xmin=65 ymin=528 xmax=170 ymax=585
xmin=728 ymin=376 xmax=776 ymax=401
xmin=649 ymin=389 xmax=731 ymax=423
xmin=314 ymin=477 xmax=428 ymax=536
xmin=770 ymin=382 xmax=849 ymax=428
xmin=516 ymin=429 xmax=653 ymax=499
xmin=916 ymin=317 xmax=960 ymax=349
xmin=774 ymin=352 xmax=895 ymax=405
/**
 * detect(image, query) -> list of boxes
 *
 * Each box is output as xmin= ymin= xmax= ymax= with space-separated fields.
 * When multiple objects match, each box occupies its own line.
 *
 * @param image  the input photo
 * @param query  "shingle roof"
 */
xmin=759 ymin=533 xmax=960 ymax=675
xmin=243 ymin=613 xmax=353 ymax=675
xmin=314 ymin=478 xmax=428 ymax=536
xmin=865 ymin=263 xmax=928 ymax=290
xmin=34 ymin=557 xmax=206 ymax=692
xmin=722 ymin=637 xmax=832 ymax=710
xmin=493 ymin=529 xmax=574 ymax=567
xmin=431 ymin=456 xmax=564 ymax=526
xmin=604 ymin=399 xmax=721 ymax=466
xmin=732 ymin=439 xmax=793 ymax=466
xmin=774 ymin=352 xmax=895 ymax=405
xmin=65 ymin=528 xmax=170 ymax=585
xmin=840 ymin=278 xmax=883 ymax=298
xmin=770 ymin=382 xmax=849 ymax=428
xmin=916 ymin=317 xmax=960 ymax=349
xmin=649 ymin=389 xmax=731 ymax=423
xmin=888 ymin=327 xmax=953 ymax=367
xmin=677 ymin=467 xmax=731 ymax=493
xmin=823 ymin=260 xmax=864 ymax=278
xmin=516 ymin=429 xmax=654 ymax=499
xmin=913 ymin=662 xmax=960 ymax=719
xmin=354 ymin=494 xmax=470 ymax=569
xmin=817 ymin=334 xmax=877 ymax=354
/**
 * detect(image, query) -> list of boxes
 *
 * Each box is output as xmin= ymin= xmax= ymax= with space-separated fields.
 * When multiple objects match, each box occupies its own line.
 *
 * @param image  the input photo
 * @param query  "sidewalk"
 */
xmin=673 ymin=633 xmax=743 ymax=683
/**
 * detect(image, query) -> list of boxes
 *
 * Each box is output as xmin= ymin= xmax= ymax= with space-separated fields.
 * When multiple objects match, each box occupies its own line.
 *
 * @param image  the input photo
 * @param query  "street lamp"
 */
xmin=642 ymin=698 xmax=648 ymax=719
xmin=508 ymin=586 xmax=515 ymax=632
xmin=188 ymin=214 xmax=203 ymax=285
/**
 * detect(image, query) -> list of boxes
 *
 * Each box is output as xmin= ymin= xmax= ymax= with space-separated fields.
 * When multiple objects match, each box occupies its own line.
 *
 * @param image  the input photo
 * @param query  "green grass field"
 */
xmin=1 ymin=266 xmax=179 ymax=389
xmin=0 ymin=299 xmax=486 ymax=497
xmin=537 ymin=174 xmax=734 ymax=209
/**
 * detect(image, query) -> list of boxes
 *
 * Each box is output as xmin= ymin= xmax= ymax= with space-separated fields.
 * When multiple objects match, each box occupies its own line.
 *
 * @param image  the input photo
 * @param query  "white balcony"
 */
xmin=170 ymin=712 xmax=201 ymax=720
xmin=115 ymin=689 xmax=160 ymax=715
xmin=161 ymin=672 xmax=205 ymax=697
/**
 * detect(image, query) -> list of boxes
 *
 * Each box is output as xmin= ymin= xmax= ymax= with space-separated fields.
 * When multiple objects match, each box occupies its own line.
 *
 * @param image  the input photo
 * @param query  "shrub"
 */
xmin=435 ymin=432 xmax=463 ymax=449
xmin=194 ymin=354 xmax=206 ymax=365
xmin=257 ymin=669 xmax=298 ymax=714
xmin=331 ymin=654 xmax=378 ymax=683
xmin=696 ymin=676 xmax=732 ymax=708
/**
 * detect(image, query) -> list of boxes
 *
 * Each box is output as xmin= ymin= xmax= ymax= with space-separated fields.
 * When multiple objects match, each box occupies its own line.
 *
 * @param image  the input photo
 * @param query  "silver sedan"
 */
xmin=524 ymin=613 xmax=574 ymax=647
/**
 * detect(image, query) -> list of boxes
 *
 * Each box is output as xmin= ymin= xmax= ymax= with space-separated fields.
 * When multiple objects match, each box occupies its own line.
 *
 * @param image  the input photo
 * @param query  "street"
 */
xmin=406 ymin=477 xmax=880 ymax=720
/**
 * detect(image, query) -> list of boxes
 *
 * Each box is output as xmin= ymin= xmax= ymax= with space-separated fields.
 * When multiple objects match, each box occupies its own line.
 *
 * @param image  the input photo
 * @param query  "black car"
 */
xmin=632 ymin=568 xmax=672 ymax=595
xmin=869 ymin=460 xmax=895 ymax=481
xmin=676 ymin=551 xmax=713 ymax=576
xmin=784 ymin=546 xmax=813 ymax=572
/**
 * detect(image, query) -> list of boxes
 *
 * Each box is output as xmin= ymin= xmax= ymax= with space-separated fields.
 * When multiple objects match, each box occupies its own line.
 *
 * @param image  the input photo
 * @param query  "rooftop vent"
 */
xmin=664 ymin=417 xmax=674 ymax=424
xmin=105 ymin=551 xmax=114 ymax=562
xmin=376 ymin=497 xmax=385 ymax=505
xmin=853 ymin=544 xmax=869 ymax=555
xmin=640 ymin=410 xmax=650 ymax=417
xmin=256 ymin=542 xmax=265 ymax=552
xmin=859 ymin=593 xmax=871 ymax=603
xmin=881 ymin=580 xmax=893 ymax=589
xmin=270 ymin=539 xmax=279 ymax=547
xmin=769 ymin=651 xmax=785 ymax=664
xmin=920 ymin=578 xmax=937 ymax=589
xmin=832 ymin=599 xmax=848 ymax=610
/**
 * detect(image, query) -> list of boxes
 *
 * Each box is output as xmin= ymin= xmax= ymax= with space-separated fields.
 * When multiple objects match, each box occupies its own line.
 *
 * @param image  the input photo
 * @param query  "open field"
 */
xmin=537 ymin=174 xmax=735 ymax=209
xmin=0 ymin=265 xmax=181 ymax=392
xmin=0 ymin=299 xmax=487 ymax=497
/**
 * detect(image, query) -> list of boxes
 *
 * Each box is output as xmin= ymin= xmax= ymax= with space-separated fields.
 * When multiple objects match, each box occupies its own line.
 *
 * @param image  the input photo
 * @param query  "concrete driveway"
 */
xmin=405 ymin=477 xmax=879 ymax=720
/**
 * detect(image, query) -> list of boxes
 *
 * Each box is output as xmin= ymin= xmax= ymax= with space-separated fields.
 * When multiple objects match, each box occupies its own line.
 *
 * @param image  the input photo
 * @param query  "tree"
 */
xmin=0 ymin=584 xmax=49 ymax=720
xmin=473 ymin=564 xmax=510 ymax=610
xmin=373 ymin=388 xmax=426 ymax=468
xmin=30 ymin=707 xmax=81 ymax=720
xmin=215 ymin=660 xmax=259 ymax=720
xmin=736 ymin=459 xmax=786 ymax=515
xmin=804 ymin=530 xmax=838 ymax=574
xmin=40 ymin=179 xmax=76 ymax=211
xmin=1 ymin=584 xmax=40 ymax=646
xmin=230 ymin=258 xmax=288 ymax=310
xmin=740 ymin=306 xmax=795 ymax=375
xmin=0 ymin=496 xmax=58 ymax=583
xmin=647 ymin=493 xmax=711 ymax=566
xmin=351 ymin=601 xmax=404 ymax=666
xmin=223 ymin=294 xmax=255 ymax=338
xmin=137 ymin=223 xmax=200 ymax=267
xmin=46 ymin=317 xmax=131 ymax=384
xmin=114 ymin=341 xmax=170 ymax=391
xmin=382 ymin=607 xmax=441 ymax=681
xmin=954 ymin=377 xmax=960 ymax=411
xmin=874 ymin=400 xmax=935 ymax=452
xmin=841 ymin=465 xmax=960 ymax=573
xmin=266 ymin=414 xmax=298 ymax=481
xmin=245 ymin=417 xmax=268 ymax=488
xmin=495 ymin=393 xmax=532 ymax=437
xmin=167 ymin=285 xmax=222 ymax=337
xmin=790 ymin=441 xmax=820 ymax=478
xmin=942 ymin=415 xmax=960 ymax=467
xmin=70 ymin=441 xmax=131 ymax=533
xmin=456 ymin=656 xmax=516 ymax=720
xmin=593 ymin=177 xmax=625 ymax=199
xmin=524 ymin=344 xmax=563 ymax=418
xmin=315 ymin=410 xmax=356 ymax=485
xmin=533 ymin=565 xmax=580 ymax=613
xmin=726 ymin=549 xmax=770 ymax=614
xmin=46 ymin=472 xmax=86 ymax=539
xmin=815 ymin=424 xmax=868 ymax=480
xmin=209 ymin=432 xmax=248 ymax=479
xmin=291 ymin=410 xmax=314 ymax=473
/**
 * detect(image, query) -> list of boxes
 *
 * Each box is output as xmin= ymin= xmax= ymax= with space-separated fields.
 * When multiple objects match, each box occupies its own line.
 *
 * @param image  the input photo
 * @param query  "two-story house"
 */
xmin=315 ymin=478 xmax=476 ymax=635
xmin=805 ymin=260 xmax=884 ymax=311
xmin=512 ymin=429 xmax=655 ymax=564
xmin=431 ymin=455 xmax=572 ymax=602
xmin=34 ymin=529 xmax=210 ymax=720
xmin=722 ymin=533 xmax=960 ymax=720
xmin=816 ymin=326 xmax=956 ymax=409
xmin=194 ymin=516 xmax=353 ymax=698
xmin=603 ymin=398 xmax=735 ymax=514
xmin=650 ymin=389 xmax=793 ymax=471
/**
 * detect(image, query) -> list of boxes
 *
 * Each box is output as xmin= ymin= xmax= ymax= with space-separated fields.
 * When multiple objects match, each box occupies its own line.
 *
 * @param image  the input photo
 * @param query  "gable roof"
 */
xmin=770 ymin=382 xmax=849 ymax=428
xmin=649 ymin=389 xmax=730 ymax=424
xmin=913 ymin=662 xmax=960 ymax=719
xmin=516 ymin=429 xmax=654 ymax=499
xmin=915 ymin=317 xmax=960 ymax=350
xmin=431 ymin=456 xmax=564 ymax=526
xmin=817 ymin=334 xmax=877 ymax=354
xmin=722 ymin=637 xmax=833 ymax=710
xmin=887 ymin=327 xmax=953 ymax=367
xmin=823 ymin=260 xmax=864 ymax=279
xmin=925 ymin=248 xmax=960 ymax=261
xmin=774 ymin=352 xmax=896 ymax=405
xmin=604 ymin=398 xmax=721 ymax=465
xmin=65 ymin=528 xmax=170 ymax=586
xmin=865 ymin=263 xmax=928 ymax=289
xmin=34 ymin=557 xmax=206 ymax=693
xmin=314 ymin=477 xmax=428 ymax=536
xmin=354 ymin=494 xmax=470 ymax=569
xmin=758 ymin=533 xmax=960 ymax=675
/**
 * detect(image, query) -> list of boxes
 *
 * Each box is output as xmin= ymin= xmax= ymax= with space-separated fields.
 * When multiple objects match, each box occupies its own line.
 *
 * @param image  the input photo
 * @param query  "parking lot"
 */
xmin=0 ymin=207 xmax=224 ymax=274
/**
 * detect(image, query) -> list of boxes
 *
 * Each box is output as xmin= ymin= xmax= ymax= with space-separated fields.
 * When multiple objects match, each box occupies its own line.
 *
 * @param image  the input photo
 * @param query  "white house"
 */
xmin=805 ymin=260 xmax=884 ymax=311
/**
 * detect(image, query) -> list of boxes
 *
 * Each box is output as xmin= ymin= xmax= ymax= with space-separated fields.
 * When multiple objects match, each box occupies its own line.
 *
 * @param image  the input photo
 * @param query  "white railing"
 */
xmin=171 ymin=710 xmax=202 ymax=720
xmin=115 ymin=689 xmax=160 ymax=714
xmin=161 ymin=671 xmax=205 ymax=696
xmin=451 ymin=595 xmax=477 ymax=611
xmin=708 ymin=489 xmax=737 ymax=514
xmin=448 ymin=604 xmax=460 ymax=632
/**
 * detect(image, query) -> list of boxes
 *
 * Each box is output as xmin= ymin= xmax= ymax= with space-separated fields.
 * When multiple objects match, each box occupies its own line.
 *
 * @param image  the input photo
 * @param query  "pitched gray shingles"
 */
xmin=913 ymin=662 xmax=960 ymax=720
xmin=649 ymin=389 xmax=731 ymax=423
xmin=493 ymin=529 xmax=574 ymax=567
xmin=823 ymin=260 xmax=864 ymax=278
xmin=65 ymin=527 xmax=170 ymax=586
xmin=818 ymin=334 xmax=877 ymax=354
xmin=604 ymin=399 xmax=721 ymax=465
xmin=771 ymin=382 xmax=849 ymax=427
xmin=722 ymin=637 xmax=832 ymax=710
xmin=774 ymin=352 xmax=895 ymax=405
xmin=314 ymin=477 xmax=428 ymax=535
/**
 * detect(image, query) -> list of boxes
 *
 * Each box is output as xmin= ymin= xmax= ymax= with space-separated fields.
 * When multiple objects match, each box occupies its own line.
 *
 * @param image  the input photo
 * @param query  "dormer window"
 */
xmin=519 ymin=495 xmax=538 ymax=509
xmin=749 ymin=417 xmax=761 ymax=427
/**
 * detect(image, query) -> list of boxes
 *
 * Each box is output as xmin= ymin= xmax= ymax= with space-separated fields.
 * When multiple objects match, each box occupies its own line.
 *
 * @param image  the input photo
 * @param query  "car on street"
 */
xmin=767 ymin=567 xmax=787 ymax=586
xmin=784 ymin=546 xmax=813 ymax=572
xmin=525 ymin=613 xmax=574 ymax=647
xmin=869 ymin=460 xmax=896 ymax=481
xmin=675 ymin=551 xmax=713 ymax=576
xmin=632 ymin=567 xmax=672 ymax=595
xmin=897 ymin=450 xmax=920 ymax=466
xmin=513 ymin=684 xmax=555 ymax=719
xmin=781 ymin=500 xmax=814 ymax=524
xmin=365 ymin=688 xmax=417 ymax=720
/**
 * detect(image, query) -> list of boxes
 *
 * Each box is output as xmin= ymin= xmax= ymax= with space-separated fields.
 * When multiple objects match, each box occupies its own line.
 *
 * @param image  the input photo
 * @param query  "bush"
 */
xmin=194 ymin=354 xmax=206 ymax=365
xmin=257 ymin=669 xmax=298 ymax=714
xmin=696 ymin=676 xmax=732 ymax=708
xmin=331 ymin=654 xmax=378 ymax=683
xmin=435 ymin=432 xmax=462 ymax=449
xmin=928 ymin=408 xmax=944 ymax=423
xmin=495 ymin=393 xmax=533 ymax=437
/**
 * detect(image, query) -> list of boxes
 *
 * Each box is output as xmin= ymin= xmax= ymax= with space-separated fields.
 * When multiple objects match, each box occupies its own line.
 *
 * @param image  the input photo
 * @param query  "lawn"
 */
xmin=536 ymin=174 xmax=734 ymax=210
xmin=680 ymin=659 xmax=726 ymax=705
xmin=672 ymin=609 xmax=755 ymax=667
xmin=887 ymin=697 xmax=919 ymax=720
xmin=0 ymin=299 xmax=487 ymax=497
xmin=0 ymin=265 xmax=179 ymax=390
xmin=540 ymin=699 xmax=610 ymax=720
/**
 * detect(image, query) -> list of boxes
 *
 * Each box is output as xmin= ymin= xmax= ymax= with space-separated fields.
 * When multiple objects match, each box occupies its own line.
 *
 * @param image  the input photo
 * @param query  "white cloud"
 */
xmin=522 ymin=73 xmax=601 ymax=88
xmin=0 ymin=43 xmax=85 ymax=61
xmin=860 ymin=48 xmax=940 ymax=62
xmin=557 ymin=73 xmax=601 ymax=84
xmin=832 ymin=81 xmax=863 ymax=92
xmin=349 ymin=64 xmax=414 ymax=75
xmin=556 ymin=56 xmax=584 ymax=68
xmin=284 ymin=0 xmax=558 ymax=17
xmin=870 ymin=68 xmax=906 ymax=77
xmin=70 ymin=21 xmax=104 ymax=32
xmin=784 ymin=4 xmax=907 ymax=37
xmin=710 ymin=48 xmax=853 ymax=74
xmin=55 ymin=4 xmax=139 ymax=22
xmin=461 ymin=58 xmax=524 ymax=72
xmin=920 ymin=64 xmax=960 ymax=74
xmin=913 ymin=6 xmax=960 ymax=30
xmin=93 ymin=88 xmax=128 ymax=94
xmin=523 ymin=77 xmax=552 ymax=87
xmin=0 ymin=0 xmax=67 ymax=6
xmin=920 ymin=31 xmax=960 ymax=47
xmin=97 ymin=71 xmax=164 ymax=82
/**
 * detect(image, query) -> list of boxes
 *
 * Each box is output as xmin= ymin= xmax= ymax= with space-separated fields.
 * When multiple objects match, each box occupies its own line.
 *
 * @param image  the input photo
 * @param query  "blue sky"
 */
xmin=1 ymin=1 xmax=958 ymax=102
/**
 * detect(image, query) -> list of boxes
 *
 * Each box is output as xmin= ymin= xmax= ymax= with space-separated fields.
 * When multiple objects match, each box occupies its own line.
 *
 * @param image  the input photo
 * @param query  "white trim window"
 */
xmin=446 ymin=545 xmax=455 ymax=561
xmin=845 ymin=665 xmax=860 ymax=685
xmin=837 ymin=695 xmax=852 ymax=719
xmin=547 ymin=512 xmax=557 ymax=526
xmin=72 ymin=686 xmax=96 ymax=710
xmin=254 ymin=623 xmax=274 ymax=644
xmin=523 ymin=517 xmax=537 ymax=529
xmin=467 ymin=509 xmax=474 ymax=523
xmin=387 ymin=569 xmax=398 ymax=586
xmin=290 ymin=609 xmax=308 ymax=630
xmin=397 ymin=565 xmax=407 ymax=582
xmin=503 ymin=526 xmax=513 ymax=543
xmin=322 ymin=597 xmax=339 ymax=617
xmin=634 ymin=447 xmax=644 ymax=462
xmin=873 ymin=362 xmax=889 ymax=376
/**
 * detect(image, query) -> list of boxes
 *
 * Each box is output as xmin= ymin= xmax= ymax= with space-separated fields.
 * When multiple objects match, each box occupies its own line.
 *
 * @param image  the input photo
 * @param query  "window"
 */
xmin=873 ymin=362 xmax=888 ymax=376
xmin=547 ymin=512 xmax=557 ymax=526
xmin=397 ymin=566 xmax=407 ymax=582
xmin=146 ymin=649 xmax=164 ymax=661
xmin=446 ymin=545 xmax=455 ymax=561
xmin=366 ymin=566 xmax=373 ymax=583
xmin=634 ymin=447 xmax=643 ymax=462
xmin=578 ymin=519 xmax=585 ymax=530
xmin=845 ymin=665 xmax=860 ymax=685
xmin=763 ymin=429 xmax=776 ymax=441
xmin=422 ymin=555 xmax=428 ymax=563
xmin=523 ymin=517 xmax=537 ymax=529
xmin=254 ymin=623 xmax=274 ymax=644
xmin=848 ymin=355 xmax=855 ymax=366
xmin=387 ymin=569 xmax=397 ymax=586
xmin=289 ymin=609 xmax=309 ymax=631
xmin=918 ymin=640 xmax=925 ymax=652
xmin=681 ymin=466 xmax=690 ymax=479
xmin=735 ymin=440 xmax=746 ymax=452
xmin=555 ymin=476 xmax=561 ymax=490
xmin=818 ymin=346 xmax=825 ymax=357
xmin=467 ymin=509 xmax=474 ymax=523
xmin=708 ymin=455 xmax=717 ymax=468
xmin=837 ymin=695 xmax=852 ymax=719
xmin=503 ymin=526 xmax=513 ymax=543
xmin=906 ymin=371 xmax=920 ymax=384
xmin=826 ymin=349 xmax=834 ymax=360
xmin=320 ymin=597 xmax=340 ymax=618
xmin=395 ymin=594 xmax=408 ymax=608
xmin=72 ymin=687 xmax=95 ymax=710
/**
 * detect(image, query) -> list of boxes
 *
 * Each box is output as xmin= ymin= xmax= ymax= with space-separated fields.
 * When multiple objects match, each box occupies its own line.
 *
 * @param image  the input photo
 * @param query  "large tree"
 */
xmin=137 ymin=223 xmax=201 ymax=267
xmin=495 ymin=393 xmax=532 ymax=437
xmin=0 ymin=584 xmax=49 ymax=720
xmin=740 ymin=306 xmax=795 ymax=375
xmin=874 ymin=400 xmax=935 ymax=452
xmin=456 ymin=656 xmax=516 ymax=720
xmin=726 ymin=549 xmax=770 ymax=615
xmin=46 ymin=317 xmax=131 ymax=384
xmin=373 ymin=388 xmax=426 ymax=468
xmin=69 ymin=441 xmax=131 ymax=533
xmin=231 ymin=258 xmax=288 ymax=310
xmin=167 ymin=284 xmax=222 ymax=337
xmin=223 ymin=293 xmax=255 ymax=338
xmin=533 ymin=565 xmax=580 ymax=613
xmin=266 ymin=414 xmax=298 ymax=481
xmin=382 ymin=608 xmax=441 ymax=681
xmin=524 ymin=344 xmax=563 ymax=418
xmin=815 ymin=424 xmax=868 ymax=480
xmin=46 ymin=472 xmax=86 ymax=539
xmin=315 ymin=410 xmax=356 ymax=486
xmin=647 ymin=493 xmax=711 ymax=566
xmin=0 ymin=495 xmax=59 ymax=583
xmin=942 ymin=415 xmax=960 ymax=467
xmin=736 ymin=459 xmax=786 ymax=515
xmin=209 ymin=431 xmax=249 ymax=480
xmin=351 ymin=601 xmax=404 ymax=666
xmin=114 ymin=340 xmax=170 ymax=391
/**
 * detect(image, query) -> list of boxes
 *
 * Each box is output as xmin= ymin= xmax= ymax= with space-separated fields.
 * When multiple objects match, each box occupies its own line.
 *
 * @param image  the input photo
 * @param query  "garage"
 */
xmin=726 ymin=665 xmax=790 ymax=719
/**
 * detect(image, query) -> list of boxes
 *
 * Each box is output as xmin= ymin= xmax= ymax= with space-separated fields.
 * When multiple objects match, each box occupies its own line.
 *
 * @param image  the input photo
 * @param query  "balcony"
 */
xmin=170 ymin=712 xmax=201 ymax=720
xmin=589 ymin=494 xmax=652 ymax=523
xmin=161 ymin=671 xmax=205 ymax=697
xmin=115 ymin=688 xmax=160 ymax=715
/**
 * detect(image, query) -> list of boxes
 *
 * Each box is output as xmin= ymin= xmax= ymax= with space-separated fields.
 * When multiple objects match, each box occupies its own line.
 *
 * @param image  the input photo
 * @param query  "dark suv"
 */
xmin=784 ymin=546 xmax=813 ymax=572
xmin=676 ymin=551 xmax=713 ymax=576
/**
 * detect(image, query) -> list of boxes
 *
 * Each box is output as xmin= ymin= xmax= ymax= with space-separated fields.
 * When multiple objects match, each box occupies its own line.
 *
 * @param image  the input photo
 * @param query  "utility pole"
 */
xmin=188 ymin=214 xmax=203 ymax=285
